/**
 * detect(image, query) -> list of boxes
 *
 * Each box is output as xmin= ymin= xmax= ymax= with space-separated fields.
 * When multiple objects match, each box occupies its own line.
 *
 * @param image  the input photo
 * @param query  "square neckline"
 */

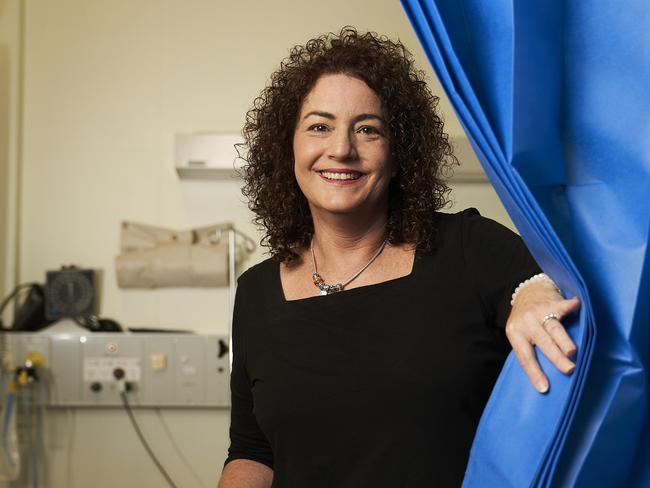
xmin=276 ymin=248 xmax=420 ymax=304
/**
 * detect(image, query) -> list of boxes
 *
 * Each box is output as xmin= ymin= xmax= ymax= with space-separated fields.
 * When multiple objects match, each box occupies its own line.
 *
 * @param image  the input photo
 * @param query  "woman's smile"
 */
xmin=316 ymin=168 xmax=367 ymax=185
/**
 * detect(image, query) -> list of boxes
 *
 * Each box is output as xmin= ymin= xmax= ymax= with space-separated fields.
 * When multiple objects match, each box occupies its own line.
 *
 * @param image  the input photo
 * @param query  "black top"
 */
xmin=224 ymin=209 xmax=541 ymax=488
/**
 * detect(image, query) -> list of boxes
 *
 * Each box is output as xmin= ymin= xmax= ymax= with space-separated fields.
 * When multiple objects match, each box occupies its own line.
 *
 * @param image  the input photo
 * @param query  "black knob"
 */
xmin=90 ymin=382 xmax=102 ymax=393
xmin=113 ymin=367 xmax=125 ymax=380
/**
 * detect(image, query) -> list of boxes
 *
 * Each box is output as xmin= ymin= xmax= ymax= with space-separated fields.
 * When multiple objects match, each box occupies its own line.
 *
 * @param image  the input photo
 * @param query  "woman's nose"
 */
xmin=327 ymin=130 xmax=357 ymax=161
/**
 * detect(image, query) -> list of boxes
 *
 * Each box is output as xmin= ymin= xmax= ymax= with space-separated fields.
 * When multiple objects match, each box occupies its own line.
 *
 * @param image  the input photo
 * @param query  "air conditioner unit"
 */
xmin=174 ymin=133 xmax=244 ymax=179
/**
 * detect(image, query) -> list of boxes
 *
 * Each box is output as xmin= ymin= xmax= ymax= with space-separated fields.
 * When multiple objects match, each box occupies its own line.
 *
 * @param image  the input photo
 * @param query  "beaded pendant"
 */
xmin=312 ymin=272 xmax=343 ymax=295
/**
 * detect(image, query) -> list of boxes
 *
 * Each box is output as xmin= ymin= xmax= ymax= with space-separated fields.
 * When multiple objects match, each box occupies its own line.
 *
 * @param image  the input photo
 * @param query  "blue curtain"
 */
xmin=400 ymin=1 xmax=650 ymax=486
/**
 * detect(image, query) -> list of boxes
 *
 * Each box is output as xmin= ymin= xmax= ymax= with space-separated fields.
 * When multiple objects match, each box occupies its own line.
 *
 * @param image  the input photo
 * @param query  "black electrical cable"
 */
xmin=155 ymin=409 xmax=208 ymax=488
xmin=119 ymin=391 xmax=179 ymax=488
xmin=0 ymin=283 xmax=40 ymax=328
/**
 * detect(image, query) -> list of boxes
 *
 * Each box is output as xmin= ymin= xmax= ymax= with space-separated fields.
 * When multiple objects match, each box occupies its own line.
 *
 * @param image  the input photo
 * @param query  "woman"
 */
xmin=219 ymin=27 xmax=580 ymax=488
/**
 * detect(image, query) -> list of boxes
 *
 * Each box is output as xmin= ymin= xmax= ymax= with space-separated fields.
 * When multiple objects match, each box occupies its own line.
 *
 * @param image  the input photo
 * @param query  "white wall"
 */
xmin=3 ymin=1 xmax=511 ymax=487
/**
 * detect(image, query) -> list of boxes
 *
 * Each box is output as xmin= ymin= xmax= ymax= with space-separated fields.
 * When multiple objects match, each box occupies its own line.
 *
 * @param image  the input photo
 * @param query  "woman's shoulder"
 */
xmin=237 ymin=255 xmax=278 ymax=291
xmin=433 ymin=207 xmax=484 ymax=225
xmin=434 ymin=207 xmax=515 ymax=235
xmin=430 ymin=207 xmax=479 ymax=242
xmin=429 ymin=207 xmax=521 ymax=253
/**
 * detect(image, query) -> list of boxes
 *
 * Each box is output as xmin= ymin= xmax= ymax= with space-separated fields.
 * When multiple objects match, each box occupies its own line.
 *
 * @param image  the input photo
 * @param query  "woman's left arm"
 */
xmin=505 ymin=279 xmax=581 ymax=393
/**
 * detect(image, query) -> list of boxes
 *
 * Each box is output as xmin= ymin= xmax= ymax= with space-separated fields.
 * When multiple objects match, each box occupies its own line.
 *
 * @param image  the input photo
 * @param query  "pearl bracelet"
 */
xmin=510 ymin=273 xmax=561 ymax=306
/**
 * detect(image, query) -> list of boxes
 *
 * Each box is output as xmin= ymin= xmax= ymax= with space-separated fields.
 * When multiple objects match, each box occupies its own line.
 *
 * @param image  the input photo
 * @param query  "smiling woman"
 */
xmin=240 ymin=27 xmax=457 ymax=264
xmin=220 ymin=27 xmax=579 ymax=488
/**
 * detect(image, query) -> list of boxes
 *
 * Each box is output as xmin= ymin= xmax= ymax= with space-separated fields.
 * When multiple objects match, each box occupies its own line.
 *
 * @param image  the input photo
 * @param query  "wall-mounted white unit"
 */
xmin=174 ymin=132 xmax=244 ymax=179
xmin=4 ymin=331 xmax=231 ymax=408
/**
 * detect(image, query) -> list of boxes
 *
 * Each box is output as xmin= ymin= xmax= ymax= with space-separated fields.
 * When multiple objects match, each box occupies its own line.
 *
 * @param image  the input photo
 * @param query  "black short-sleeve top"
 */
xmin=224 ymin=209 xmax=541 ymax=488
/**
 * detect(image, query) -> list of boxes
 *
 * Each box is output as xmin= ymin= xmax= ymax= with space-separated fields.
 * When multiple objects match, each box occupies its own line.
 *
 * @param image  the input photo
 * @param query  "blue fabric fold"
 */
xmin=401 ymin=1 xmax=650 ymax=486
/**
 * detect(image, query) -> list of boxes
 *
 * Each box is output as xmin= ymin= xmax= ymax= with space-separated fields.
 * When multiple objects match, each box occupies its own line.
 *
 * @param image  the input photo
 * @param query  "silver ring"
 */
xmin=542 ymin=313 xmax=559 ymax=328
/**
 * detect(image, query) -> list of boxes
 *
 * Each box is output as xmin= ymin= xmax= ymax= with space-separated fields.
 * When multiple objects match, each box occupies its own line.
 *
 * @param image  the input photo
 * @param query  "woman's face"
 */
xmin=293 ymin=74 xmax=392 ymax=219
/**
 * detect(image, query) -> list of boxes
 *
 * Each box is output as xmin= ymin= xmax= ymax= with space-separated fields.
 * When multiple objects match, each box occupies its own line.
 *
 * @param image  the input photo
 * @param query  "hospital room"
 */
xmin=0 ymin=1 xmax=648 ymax=487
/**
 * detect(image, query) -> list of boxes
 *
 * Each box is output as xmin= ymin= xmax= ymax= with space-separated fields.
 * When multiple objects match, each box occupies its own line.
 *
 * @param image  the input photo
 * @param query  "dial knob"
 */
xmin=113 ymin=367 xmax=125 ymax=380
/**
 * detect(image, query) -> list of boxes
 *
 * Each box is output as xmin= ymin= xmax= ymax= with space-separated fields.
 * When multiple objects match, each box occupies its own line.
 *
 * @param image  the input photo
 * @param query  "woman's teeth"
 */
xmin=320 ymin=171 xmax=361 ymax=180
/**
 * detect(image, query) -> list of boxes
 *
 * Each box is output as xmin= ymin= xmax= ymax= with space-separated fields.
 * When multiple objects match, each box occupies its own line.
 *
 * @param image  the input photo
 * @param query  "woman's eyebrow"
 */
xmin=302 ymin=111 xmax=385 ymax=123
xmin=302 ymin=110 xmax=335 ymax=120
xmin=353 ymin=113 xmax=385 ymax=124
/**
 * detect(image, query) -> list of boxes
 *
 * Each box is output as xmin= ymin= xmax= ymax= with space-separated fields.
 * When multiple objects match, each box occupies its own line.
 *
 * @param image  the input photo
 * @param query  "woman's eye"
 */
xmin=308 ymin=123 xmax=329 ymax=132
xmin=357 ymin=126 xmax=381 ymax=136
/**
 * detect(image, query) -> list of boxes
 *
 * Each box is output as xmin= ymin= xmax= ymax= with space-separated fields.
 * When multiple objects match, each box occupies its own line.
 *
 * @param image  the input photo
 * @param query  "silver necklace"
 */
xmin=310 ymin=237 xmax=387 ymax=295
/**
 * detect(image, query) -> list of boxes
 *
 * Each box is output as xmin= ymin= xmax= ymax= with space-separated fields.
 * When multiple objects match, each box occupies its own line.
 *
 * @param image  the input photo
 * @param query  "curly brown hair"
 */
xmin=239 ymin=26 xmax=457 ymax=263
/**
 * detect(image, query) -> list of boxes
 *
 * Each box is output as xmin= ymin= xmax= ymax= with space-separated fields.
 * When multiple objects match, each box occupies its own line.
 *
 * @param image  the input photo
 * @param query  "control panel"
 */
xmin=3 ymin=332 xmax=230 ymax=408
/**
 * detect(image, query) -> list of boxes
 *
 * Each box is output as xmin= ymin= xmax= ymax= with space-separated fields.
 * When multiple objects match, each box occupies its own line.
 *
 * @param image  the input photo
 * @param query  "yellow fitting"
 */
xmin=24 ymin=352 xmax=45 ymax=369
xmin=17 ymin=369 xmax=29 ymax=386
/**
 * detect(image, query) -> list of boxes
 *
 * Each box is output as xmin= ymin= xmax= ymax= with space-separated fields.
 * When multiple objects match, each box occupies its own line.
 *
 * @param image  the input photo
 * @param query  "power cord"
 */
xmin=155 ymin=409 xmax=208 ymax=488
xmin=0 ymin=283 xmax=40 ymax=329
xmin=119 ymin=391 xmax=179 ymax=488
